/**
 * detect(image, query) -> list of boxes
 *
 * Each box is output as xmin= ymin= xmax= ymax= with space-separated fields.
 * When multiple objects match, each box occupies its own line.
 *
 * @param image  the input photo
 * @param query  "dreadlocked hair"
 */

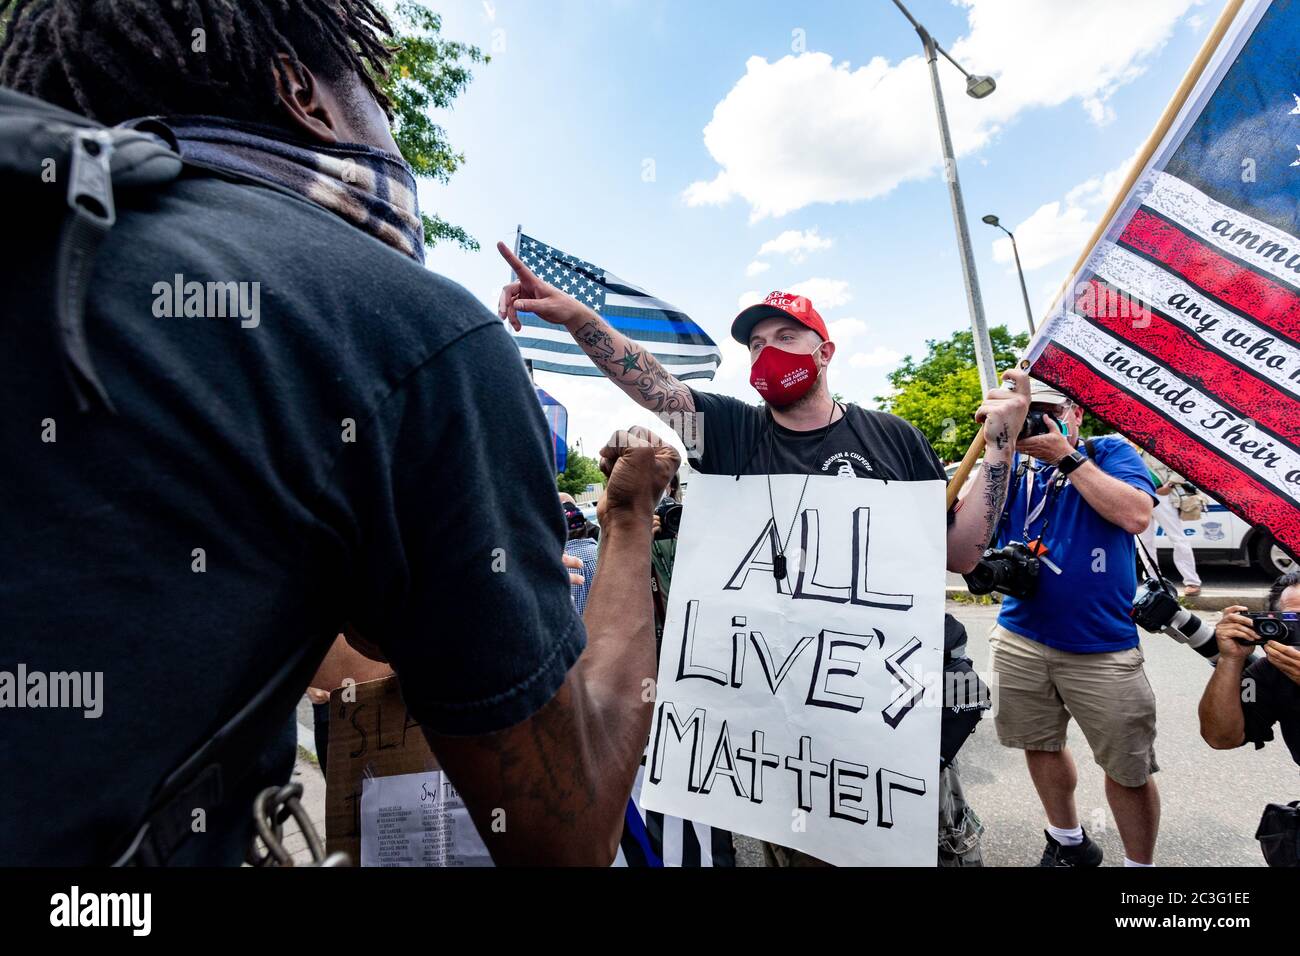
xmin=0 ymin=0 xmax=397 ymax=127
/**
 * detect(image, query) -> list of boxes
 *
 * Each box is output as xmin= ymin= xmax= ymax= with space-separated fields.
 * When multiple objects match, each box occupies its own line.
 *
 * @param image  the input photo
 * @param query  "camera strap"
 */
xmin=1019 ymin=437 xmax=1102 ymax=548
xmin=1135 ymin=532 xmax=1168 ymax=587
xmin=1020 ymin=465 xmax=1064 ymax=545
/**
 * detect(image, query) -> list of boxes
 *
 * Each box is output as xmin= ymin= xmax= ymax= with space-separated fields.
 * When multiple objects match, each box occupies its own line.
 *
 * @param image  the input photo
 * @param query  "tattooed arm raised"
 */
xmin=946 ymin=369 xmax=1029 ymax=574
xmin=497 ymin=242 xmax=694 ymax=416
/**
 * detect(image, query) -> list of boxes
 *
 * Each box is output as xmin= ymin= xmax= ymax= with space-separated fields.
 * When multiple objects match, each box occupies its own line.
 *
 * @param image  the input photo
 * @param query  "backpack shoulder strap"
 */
xmin=1 ymin=90 xmax=181 ymax=413
xmin=113 ymin=633 xmax=329 ymax=866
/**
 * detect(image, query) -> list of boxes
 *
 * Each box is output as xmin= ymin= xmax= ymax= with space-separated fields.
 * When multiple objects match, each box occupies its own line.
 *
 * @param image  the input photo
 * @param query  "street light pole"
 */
xmin=891 ymin=0 xmax=999 ymax=394
xmin=982 ymin=215 xmax=1036 ymax=336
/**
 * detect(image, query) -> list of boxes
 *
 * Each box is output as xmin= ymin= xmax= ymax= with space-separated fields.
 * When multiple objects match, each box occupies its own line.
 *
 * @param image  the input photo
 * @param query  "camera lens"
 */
xmin=1255 ymin=618 xmax=1285 ymax=640
xmin=963 ymin=560 xmax=998 ymax=596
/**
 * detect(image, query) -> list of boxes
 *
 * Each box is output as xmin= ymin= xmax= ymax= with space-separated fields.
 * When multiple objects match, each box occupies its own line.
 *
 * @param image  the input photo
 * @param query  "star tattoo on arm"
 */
xmin=617 ymin=349 xmax=643 ymax=374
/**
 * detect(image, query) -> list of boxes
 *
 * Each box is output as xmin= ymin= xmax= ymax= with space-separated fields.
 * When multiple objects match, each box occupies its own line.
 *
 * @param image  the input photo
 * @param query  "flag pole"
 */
xmin=943 ymin=0 xmax=1246 ymax=511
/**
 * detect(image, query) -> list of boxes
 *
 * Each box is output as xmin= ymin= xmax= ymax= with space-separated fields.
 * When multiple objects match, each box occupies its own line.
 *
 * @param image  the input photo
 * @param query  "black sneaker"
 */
xmin=1038 ymin=829 xmax=1103 ymax=867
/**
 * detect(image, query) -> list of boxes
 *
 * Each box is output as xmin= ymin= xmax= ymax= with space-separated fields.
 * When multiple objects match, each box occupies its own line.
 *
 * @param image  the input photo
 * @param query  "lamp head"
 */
xmin=966 ymin=74 xmax=996 ymax=99
xmin=981 ymin=214 xmax=1000 ymax=227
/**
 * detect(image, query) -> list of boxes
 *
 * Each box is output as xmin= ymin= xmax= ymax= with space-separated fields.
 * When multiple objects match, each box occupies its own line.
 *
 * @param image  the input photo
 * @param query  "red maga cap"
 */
xmin=730 ymin=291 xmax=828 ymax=345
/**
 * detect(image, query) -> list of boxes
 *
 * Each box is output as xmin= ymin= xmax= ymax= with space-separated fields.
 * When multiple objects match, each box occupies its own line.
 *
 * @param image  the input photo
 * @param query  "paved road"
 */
xmin=948 ymin=562 xmax=1273 ymax=610
xmin=293 ymin=593 xmax=1297 ymax=868
xmin=952 ymin=601 xmax=1297 ymax=867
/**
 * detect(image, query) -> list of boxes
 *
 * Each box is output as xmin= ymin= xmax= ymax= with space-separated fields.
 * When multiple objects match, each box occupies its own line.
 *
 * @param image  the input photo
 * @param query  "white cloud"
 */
xmin=745 ymin=260 xmax=771 ymax=277
xmin=828 ymin=317 xmax=867 ymax=341
xmin=1065 ymin=143 xmax=1144 ymax=208
xmin=756 ymin=228 xmax=834 ymax=262
xmin=682 ymin=172 xmax=735 ymax=208
xmin=991 ymin=201 xmax=1094 ymax=272
xmin=848 ymin=347 xmax=902 ymax=369
xmin=1081 ymin=97 xmax=1116 ymax=126
xmin=992 ymin=145 xmax=1142 ymax=272
xmin=684 ymin=0 xmax=1197 ymax=219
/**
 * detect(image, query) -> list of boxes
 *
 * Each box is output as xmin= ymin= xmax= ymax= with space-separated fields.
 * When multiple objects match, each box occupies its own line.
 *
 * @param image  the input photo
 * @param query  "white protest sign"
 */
xmin=639 ymin=473 xmax=945 ymax=866
xmin=360 ymin=770 xmax=492 ymax=867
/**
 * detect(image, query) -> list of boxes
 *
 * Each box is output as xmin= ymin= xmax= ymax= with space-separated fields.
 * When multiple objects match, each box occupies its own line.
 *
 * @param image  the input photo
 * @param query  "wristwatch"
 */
xmin=1057 ymin=449 xmax=1088 ymax=476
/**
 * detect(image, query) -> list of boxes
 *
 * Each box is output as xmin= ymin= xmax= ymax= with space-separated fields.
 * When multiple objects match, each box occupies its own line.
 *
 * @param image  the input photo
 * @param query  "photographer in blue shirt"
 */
xmin=982 ymin=381 xmax=1156 ymax=867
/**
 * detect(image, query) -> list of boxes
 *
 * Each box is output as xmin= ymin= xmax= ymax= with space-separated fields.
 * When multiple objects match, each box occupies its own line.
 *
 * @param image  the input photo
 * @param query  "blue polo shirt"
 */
xmin=994 ymin=436 xmax=1156 ymax=653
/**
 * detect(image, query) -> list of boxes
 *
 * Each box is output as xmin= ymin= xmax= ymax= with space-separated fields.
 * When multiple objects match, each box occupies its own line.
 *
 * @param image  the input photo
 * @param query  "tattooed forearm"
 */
xmin=981 ymin=460 xmax=1010 ymax=535
xmin=990 ymin=423 xmax=1011 ymax=451
xmin=572 ymin=321 xmax=616 ymax=362
xmin=569 ymin=319 xmax=694 ymax=414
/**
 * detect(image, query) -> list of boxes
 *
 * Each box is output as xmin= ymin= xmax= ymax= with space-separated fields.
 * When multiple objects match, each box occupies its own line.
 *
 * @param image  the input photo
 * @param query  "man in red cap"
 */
xmin=498 ymin=244 xmax=1025 ymax=544
xmin=498 ymin=244 xmax=1030 ymax=863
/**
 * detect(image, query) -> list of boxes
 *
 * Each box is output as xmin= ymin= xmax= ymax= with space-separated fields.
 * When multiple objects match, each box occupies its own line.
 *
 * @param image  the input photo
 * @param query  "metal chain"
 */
xmin=246 ymin=782 xmax=350 ymax=867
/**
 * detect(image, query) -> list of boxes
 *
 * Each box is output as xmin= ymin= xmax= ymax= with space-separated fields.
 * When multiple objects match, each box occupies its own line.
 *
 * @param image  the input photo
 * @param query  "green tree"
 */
xmin=879 ymin=326 xmax=1028 ymax=461
xmin=557 ymin=447 xmax=605 ymax=497
xmin=880 ymin=325 xmax=1112 ymax=460
xmin=382 ymin=2 xmax=487 ymax=252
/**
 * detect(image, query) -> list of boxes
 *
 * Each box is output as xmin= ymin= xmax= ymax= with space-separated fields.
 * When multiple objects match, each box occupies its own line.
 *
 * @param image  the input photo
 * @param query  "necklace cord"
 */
xmin=765 ymin=399 xmax=841 ymax=571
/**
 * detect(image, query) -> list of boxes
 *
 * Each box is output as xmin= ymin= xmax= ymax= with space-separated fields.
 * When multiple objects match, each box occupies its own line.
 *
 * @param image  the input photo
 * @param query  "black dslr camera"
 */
xmin=654 ymin=498 xmax=682 ymax=540
xmin=1245 ymin=612 xmax=1300 ymax=647
xmin=1131 ymin=577 xmax=1224 ymax=663
xmin=1131 ymin=577 xmax=1184 ymax=633
xmin=963 ymin=541 xmax=1039 ymax=599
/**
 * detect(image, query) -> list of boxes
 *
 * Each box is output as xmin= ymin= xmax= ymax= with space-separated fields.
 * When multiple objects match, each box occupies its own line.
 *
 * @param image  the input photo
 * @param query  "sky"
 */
xmin=415 ymin=0 xmax=1219 ymax=463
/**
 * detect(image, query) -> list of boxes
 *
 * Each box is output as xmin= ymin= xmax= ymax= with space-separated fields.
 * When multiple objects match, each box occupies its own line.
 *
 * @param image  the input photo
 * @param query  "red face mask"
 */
xmin=749 ymin=346 xmax=820 ymax=407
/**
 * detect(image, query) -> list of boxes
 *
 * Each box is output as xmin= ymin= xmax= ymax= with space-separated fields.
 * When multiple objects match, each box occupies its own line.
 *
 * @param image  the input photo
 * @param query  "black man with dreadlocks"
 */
xmin=0 ymin=1 xmax=672 ymax=866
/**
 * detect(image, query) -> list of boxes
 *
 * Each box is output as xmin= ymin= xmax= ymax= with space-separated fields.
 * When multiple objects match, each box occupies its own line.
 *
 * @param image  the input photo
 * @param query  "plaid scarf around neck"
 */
xmin=133 ymin=116 xmax=425 ymax=264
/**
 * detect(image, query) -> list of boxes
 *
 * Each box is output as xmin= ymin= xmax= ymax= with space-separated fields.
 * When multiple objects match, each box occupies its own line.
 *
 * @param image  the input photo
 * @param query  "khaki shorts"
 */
xmin=989 ymin=624 xmax=1159 ymax=788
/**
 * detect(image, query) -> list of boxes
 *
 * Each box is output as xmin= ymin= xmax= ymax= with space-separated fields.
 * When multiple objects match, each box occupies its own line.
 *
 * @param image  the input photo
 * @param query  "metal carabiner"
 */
xmin=247 ymin=782 xmax=350 ymax=867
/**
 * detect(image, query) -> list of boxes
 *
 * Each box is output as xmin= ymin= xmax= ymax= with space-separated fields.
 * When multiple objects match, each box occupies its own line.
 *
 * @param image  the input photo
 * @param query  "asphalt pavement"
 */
xmin=953 ymin=600 xmax=1297 ymax=867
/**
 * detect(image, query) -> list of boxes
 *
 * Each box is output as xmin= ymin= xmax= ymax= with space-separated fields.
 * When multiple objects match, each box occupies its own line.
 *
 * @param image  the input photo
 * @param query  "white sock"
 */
xmin=1047 ymin=824 xmax=1083 ymax=846
xmin=1124 ymin=858 xmax=1154 ymax=867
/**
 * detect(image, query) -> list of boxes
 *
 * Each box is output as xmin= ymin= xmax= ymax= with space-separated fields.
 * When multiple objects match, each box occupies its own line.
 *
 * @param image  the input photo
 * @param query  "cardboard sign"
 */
xmin=325 ymin=676 xmax=440 ymax=865
xmin=638 ymin=474 xmax=945 ymax=866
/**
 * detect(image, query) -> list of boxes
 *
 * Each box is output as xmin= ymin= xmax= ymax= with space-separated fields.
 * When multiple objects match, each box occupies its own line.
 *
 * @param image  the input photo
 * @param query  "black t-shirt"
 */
xmin=688 ymin=388 xmax=948 ymax=483
xmin=1241 ymin=657 xmax=1300 ymax=766
xmin=1 ymin=155 xmax=583 ymax=864
xmin=685 ymin=390 xmax=966 ymax=770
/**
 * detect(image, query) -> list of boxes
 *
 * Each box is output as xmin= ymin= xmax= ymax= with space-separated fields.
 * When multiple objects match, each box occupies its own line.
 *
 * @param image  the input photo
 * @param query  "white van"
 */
xmin=1153 ymin=495 xmax=1294 ymax=579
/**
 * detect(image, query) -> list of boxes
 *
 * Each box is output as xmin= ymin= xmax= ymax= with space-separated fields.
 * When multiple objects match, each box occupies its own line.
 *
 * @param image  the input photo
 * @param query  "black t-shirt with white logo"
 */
xmin=688 ymin=388 xmax=948 ymax=484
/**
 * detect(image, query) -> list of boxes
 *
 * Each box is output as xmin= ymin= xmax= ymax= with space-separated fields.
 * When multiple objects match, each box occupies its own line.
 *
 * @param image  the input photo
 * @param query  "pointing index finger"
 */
xmin=497 ymin=240 xmax=538 ymax=283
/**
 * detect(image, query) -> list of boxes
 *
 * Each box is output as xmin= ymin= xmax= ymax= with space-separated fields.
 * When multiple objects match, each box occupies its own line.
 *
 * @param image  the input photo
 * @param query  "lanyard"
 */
xmin=1019 ymin=460 xmax=1067 ymax=544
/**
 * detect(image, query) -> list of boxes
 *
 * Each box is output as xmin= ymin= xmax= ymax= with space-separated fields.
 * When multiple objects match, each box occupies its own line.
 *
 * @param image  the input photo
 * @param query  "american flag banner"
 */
xmin=1027 ymin=0 xmax=1300 ymax=558
xmin=512 ymin=232 xmax=722 ymax=381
